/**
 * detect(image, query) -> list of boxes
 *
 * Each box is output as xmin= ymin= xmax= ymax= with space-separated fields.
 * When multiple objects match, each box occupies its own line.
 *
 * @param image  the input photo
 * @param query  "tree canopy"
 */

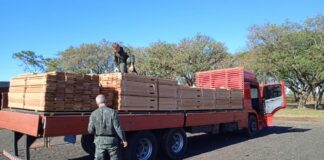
xmin=239 ymin=14 xmax=324 ymax=108
xmin=12 ymin=14 xmax=324 ymax=108
xmin=13 ymin=50 xmax=46 ymax=73
xmin=136 ymin=34 xmax=230 ymax=86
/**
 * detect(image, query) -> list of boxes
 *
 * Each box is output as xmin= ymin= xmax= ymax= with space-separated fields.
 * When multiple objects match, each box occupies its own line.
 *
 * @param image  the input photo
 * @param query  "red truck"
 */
xmin=0 ymin=67 xmax=286 ymax=160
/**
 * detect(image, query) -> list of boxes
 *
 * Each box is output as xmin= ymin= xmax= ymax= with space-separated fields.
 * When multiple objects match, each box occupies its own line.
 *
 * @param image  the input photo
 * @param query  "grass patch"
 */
xmin=275 ymin=108 xmax=324 ymax=118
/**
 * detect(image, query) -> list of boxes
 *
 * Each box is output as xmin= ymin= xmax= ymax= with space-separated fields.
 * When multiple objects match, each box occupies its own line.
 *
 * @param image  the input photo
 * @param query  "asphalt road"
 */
xmin=0 ymin=119 xmax=323 ymax=160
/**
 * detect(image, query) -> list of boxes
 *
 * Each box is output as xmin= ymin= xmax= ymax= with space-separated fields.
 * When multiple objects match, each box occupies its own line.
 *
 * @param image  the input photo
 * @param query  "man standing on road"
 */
xmin=88 ymin=94 xmax=128 ymax=160
xmin=112 ymin=43 xmax=129 ymax=73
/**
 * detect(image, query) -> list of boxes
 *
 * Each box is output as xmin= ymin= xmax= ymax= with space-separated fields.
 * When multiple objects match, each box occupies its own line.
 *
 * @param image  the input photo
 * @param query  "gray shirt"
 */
xmin=88 ymin=105 xmax=126 ymax=145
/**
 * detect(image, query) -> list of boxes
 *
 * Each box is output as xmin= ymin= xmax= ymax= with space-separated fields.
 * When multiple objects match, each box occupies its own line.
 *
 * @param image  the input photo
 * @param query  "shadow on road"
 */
xmin=69 ymin=126 xmax=310 ymax=160
xmin=184 ymin=126 xmax=310 ymax=158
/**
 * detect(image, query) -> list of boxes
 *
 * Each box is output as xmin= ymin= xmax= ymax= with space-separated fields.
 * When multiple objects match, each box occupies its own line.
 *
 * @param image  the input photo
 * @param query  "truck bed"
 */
xmin=0 ymin=108 xmax=248 ymax=137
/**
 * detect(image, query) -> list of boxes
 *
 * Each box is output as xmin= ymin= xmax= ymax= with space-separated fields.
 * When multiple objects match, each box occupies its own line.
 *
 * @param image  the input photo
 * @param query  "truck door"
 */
xmin=260 ymin=82 xmax=286 ymax=115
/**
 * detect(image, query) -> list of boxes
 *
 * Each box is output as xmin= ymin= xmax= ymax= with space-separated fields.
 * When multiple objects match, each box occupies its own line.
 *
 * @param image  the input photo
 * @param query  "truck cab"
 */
xmin=196 ymin=67 xmax=286 ymax=128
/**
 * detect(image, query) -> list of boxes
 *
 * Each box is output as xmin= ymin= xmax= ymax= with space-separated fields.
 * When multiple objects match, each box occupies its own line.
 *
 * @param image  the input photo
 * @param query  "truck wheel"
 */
xmin=246 ymin=115 xmax=258 ymax=137
xmin=81 ymin=134 xmax=95 ymax=156
xmin=124 ymin=131 xmax=158 ymax=160
xmin=161 ymin=128 xmax=188 ymax=160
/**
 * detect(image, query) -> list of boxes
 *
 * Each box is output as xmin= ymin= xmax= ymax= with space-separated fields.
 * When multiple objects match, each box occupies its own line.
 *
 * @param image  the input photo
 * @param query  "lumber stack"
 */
xmin=177 ymin=87 xmax=219 ymax=110
xmin=229 ymin=89 xmax=243 ymax=109
xmin=158 ymin=78 xmax=178 ymax=110
xmin=8 ymin=72 xmax=243 ymax=112
xmin=8 ymin=72 xmax=99 ymax=111
xmin=177 ymin=87 xmax=242 ymax=110
xmin=177 ymin=87 xmax=202 ymax=110
xmin=201 ymin=88 xmax=217 ymax=109
xmin=215 ymin=89 xmax=231 ymax=109
xmin=99 ymin=73 xmax=243 ymax=111
xmin=99 ymin=73 xmax=158 ymax=111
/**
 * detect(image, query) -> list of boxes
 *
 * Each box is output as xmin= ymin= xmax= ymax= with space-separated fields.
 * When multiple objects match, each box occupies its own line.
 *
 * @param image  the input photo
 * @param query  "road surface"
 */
xmin=0 ymin=118 xmax=323 ymax=160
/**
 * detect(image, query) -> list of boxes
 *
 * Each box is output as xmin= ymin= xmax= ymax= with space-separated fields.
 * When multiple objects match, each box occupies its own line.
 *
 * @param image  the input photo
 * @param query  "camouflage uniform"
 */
xmin=88 ymin=105 xmax=126 ymax=160
xmin=114 ymin=47 xmax=129 ymax=73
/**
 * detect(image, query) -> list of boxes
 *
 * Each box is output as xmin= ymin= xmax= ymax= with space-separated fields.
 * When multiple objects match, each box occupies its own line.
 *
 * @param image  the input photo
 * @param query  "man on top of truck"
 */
xmin=88 ymin=94 xmax=128 ymax=160
xmin=112 ymin=43 xmax=129 ymax=73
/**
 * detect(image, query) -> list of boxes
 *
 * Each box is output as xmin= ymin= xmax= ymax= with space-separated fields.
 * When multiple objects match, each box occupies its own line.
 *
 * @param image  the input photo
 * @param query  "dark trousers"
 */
xmin=118 ymin=63 xmax=128 ymax=73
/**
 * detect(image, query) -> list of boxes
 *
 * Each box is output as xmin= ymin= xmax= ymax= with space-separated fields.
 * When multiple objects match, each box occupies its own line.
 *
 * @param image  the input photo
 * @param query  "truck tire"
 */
xmin=246 ymin=115 xmax=258 ymax=137
xmin=81 ymin=134 xmax=95 ymax=156
xmin=124 ymin=131 xmax=158 ymax=160
xmin=161 ymin=128 xmax=188 ymax=160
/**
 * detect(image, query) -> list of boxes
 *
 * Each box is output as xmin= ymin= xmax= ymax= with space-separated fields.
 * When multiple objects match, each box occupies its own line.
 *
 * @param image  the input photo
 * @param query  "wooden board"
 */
xmin=215 ymin=99 xmax=230 ymax=109
xmin=158 ymin=78 xmax=177 ymax=85
xmin=9 ymin=72 xmax=244 ymax=112
xmin=7 ymin=92 xmax=24 ymax=108
xmin=159 ymin=85 xmax=178 ymax=98
xmin=229 ymin=99 xmax=243 ymax=109
xmin=178 ymin=87 xmax=201 ymax=99
xmin=201 ymin=88 xmax=216 ymax=99
xmin=99 ymin=73 xmax=159 ymax=111
xmin=119 ymin=80 xmax=157 ymax=97
xmin=229 ymin=89 xmax=243 ymax=109
xmin=8 ymin=72 xmax=99 ymax=112
xmin=177 ymin=98 xmax=201 ymax=110
xmin=200 ymin=98 xmax=215 ymax=109
xmin=158 ymin=98 xmax=177 ymax=110
xmin=216 ymin=89 xmax=231 ymax=99
xmin=114 ymin=96 xmax=158 ymax=111
xmin=230 ymin=89 xmax=243 ymax=99
xmin=100 ymin=73 xmax=157 ymax=83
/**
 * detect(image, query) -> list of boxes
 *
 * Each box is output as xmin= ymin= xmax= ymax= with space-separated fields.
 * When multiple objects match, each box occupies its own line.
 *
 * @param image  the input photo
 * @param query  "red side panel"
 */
xmin=119 ymin=113 xmax=184 ymax=131
xmin=185 ymin=111 xmax=248 ymax=128
xmin=0 ymin=111 xmax=40 ymax=136
xmin=44 ymin=116 xmax=89 ymax=137
xmin=235 ymin=112 xmax=249 ymax=128
xmin=196 ymin=67 xmax=243 ymax=89
xmin=43 ymin=113 xmax=184 ymax=137
xmin=196 ymin=67 xmax=258 ymax=90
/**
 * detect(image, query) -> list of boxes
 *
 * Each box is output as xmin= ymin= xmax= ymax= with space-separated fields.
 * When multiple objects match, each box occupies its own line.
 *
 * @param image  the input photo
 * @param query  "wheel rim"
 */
xmin=171 ymin=133 xmax=184 ymax=153
xmin=136 ymin=138 xmax=153 ymax=160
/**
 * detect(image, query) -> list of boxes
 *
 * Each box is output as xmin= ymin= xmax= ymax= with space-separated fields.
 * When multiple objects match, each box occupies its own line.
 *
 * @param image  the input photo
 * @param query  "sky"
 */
xmin=0 ymin=0 xmax=323 ymax=81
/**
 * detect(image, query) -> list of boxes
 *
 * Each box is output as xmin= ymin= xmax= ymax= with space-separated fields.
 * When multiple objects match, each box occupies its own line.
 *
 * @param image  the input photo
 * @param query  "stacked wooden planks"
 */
xmin=158 ymin=78 xmax=178 ymax=110
xmin=8 ymin=72 xmax=243 ymax=112
xmin=99 ymin=73 xmax=158 ymax=111
xmin=100 ymin=73 xmax=243 ymax=111
xmin=177 ymin=87 xmax=242 ymax=110
xmin=229 ymin=89 xmax=243 ymax=109
xmin=177 ymin=87 xmax=202 ymax=110
xmin=201 ymin=88 xmax=217 ymax=110
xmin=8 ymin=72 xmax=99 ymax=111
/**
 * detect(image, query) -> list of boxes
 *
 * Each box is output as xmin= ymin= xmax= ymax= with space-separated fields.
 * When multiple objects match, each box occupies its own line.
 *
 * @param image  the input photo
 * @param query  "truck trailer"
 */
xmin=0 ymin=67 xmax=286 ymax=160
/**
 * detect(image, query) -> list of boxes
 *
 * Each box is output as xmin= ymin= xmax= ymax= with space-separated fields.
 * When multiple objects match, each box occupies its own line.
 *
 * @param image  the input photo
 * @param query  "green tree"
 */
xmin=173 ymin=34 xmax=229 ymax=86
xmin=136 ymin=41 xmax=177 ymax=79
xmin=57 ymin=40 xmax=114 ymax=74
xmin=13 ymin=50 xmax=46 ymax=73
xmin=247 ymin=15 xmax=324 ymax=109
xmin=44 ymin=58 xmax=60 ymax=72
xmin=233 ymin=51 xmax=274 ymax=83
xmin=136 ymin=34 xmax=229 ymax=86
